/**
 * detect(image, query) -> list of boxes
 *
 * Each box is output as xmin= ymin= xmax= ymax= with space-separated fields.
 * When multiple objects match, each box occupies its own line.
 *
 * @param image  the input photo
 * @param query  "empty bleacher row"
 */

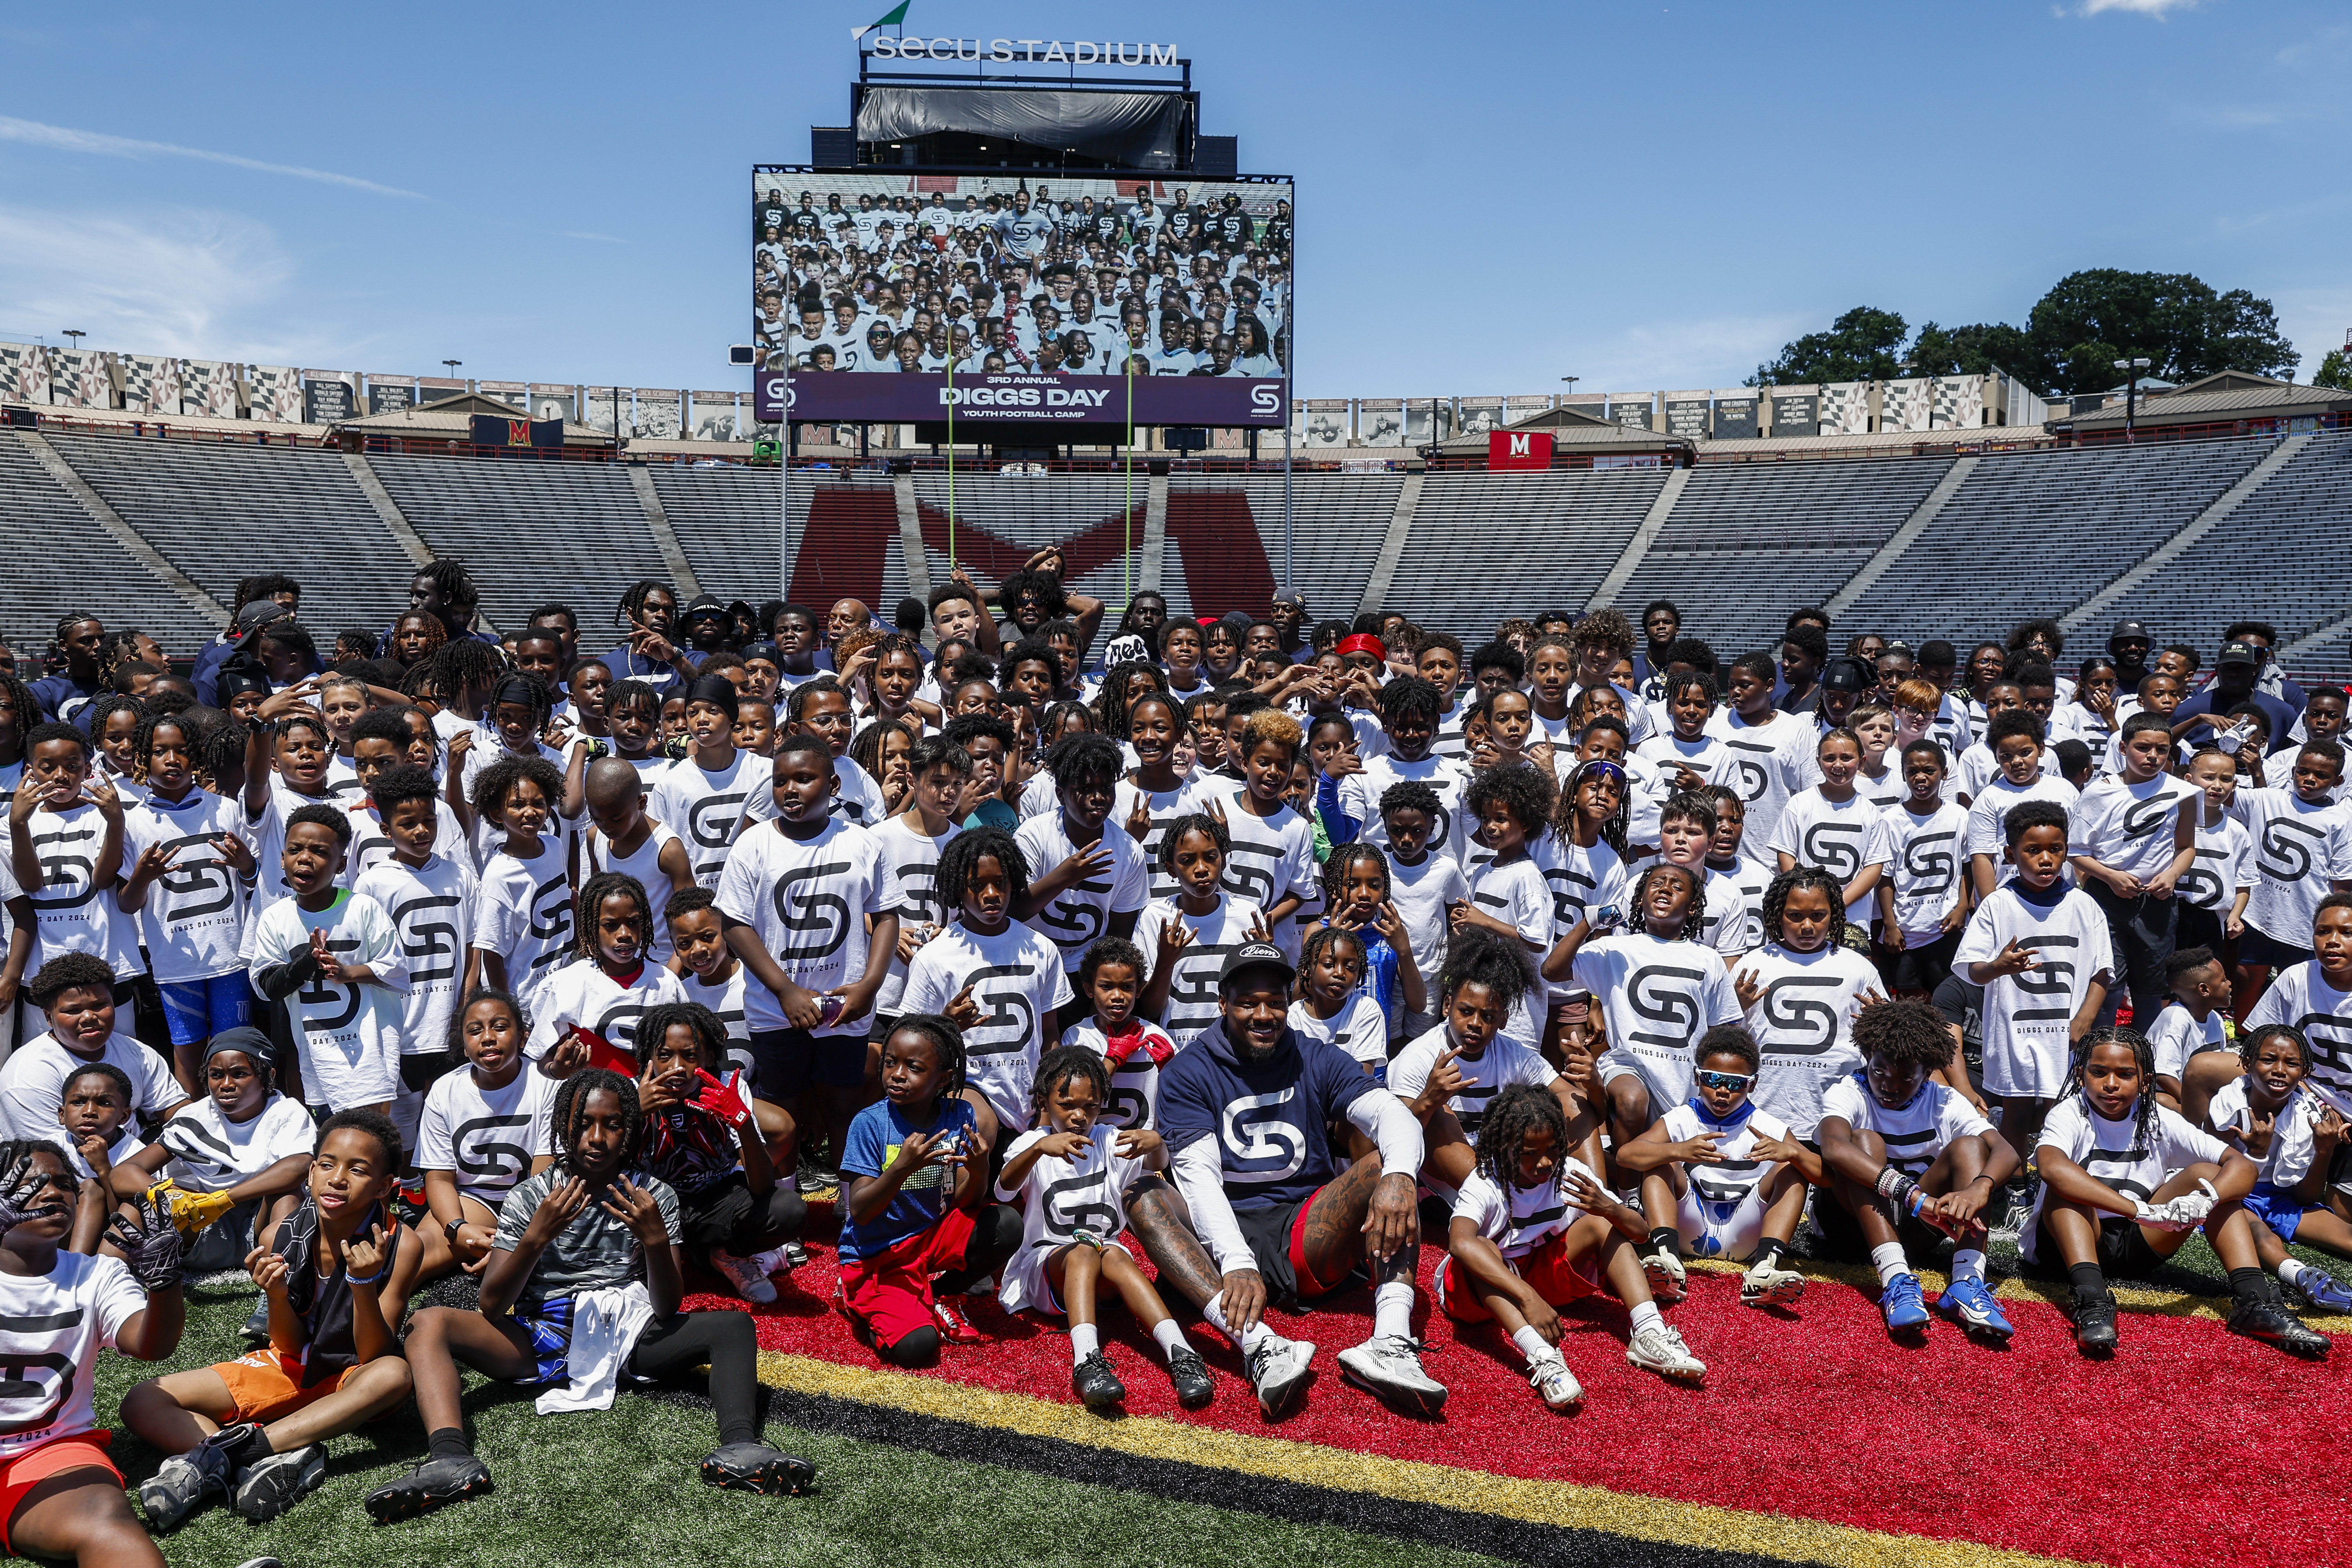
xmin=1834 ymin=438 xmax=2267 ymax=652
xmin=1618 ymin=458 xmax=1954 ymax=659
xmin=0 ymin=428 xmax=2341 ymax=677
xmin=1386 ymin=469 xmax=1668 ymax=645
xmin=2105 ymin=429 xmax=2352 ymax=655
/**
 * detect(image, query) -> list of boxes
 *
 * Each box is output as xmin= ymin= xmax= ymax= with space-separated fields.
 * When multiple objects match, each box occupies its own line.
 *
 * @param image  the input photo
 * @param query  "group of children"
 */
xmin=0 ymin=578 xmax=2343 ymax=1559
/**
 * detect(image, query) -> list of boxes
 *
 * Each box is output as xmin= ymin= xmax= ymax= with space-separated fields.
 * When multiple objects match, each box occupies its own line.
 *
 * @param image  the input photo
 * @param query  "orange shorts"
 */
xmin=1434 ymin=1233 xmax=1600 ymax=1323
xmin=214 ymin=1349 xmax=360 ymax=1424
xmin=0 ymin=1433 xmax=120 ymax=1554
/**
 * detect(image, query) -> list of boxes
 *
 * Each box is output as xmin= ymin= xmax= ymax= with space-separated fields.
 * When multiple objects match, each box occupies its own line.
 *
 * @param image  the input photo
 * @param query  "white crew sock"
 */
xmin=1511 ymin=1326 xmax=1551 ymax=1364
xmin=1951 ymin=1248 xmax=1987 ymax=1284
xmin=1069 ymin=1323 xmax=1100 ymax=1363
xmin=1871 ymin=1242 xmax=1912 ymax=1289
xmin=1203 ymin=1291 xmax=1272 ymax=1355
xmin=1151 ymin=1319 xmax=1190 ymax=1361
xmin=1627 ymin=1300 xmax=1664 ymax=1338
xmin=1372 ymin=1281 xmax=1415 ymax=1342
xmin=2278 ymin=1257 xmax=2313 ymax=1292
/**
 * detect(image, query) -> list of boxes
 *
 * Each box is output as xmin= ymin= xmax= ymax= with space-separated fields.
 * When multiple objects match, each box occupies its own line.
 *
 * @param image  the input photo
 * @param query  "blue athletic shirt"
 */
xmin=1157 ymin=1020 xmax=1379 ymax=1215
xmin=836 ymin=1096 xmax=980 ymax=1263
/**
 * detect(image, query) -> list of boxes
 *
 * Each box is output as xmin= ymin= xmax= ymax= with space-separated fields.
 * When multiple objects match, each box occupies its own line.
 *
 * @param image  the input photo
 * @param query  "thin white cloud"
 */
xmin=2081 ymin=0 xmax=2197 ymax=15
xmin=0 ymin=115 xmax=421 ymax=199
xmin=0 ymin=204 xmax=315 ymax=360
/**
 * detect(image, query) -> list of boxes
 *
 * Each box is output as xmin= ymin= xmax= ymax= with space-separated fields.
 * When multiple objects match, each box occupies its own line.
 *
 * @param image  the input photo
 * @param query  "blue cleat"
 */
xmin=1880 ymin=1272 xmax=1930 ymax=1334
xmin=1934 ymin=1276 xmax=2015 ymax=1340
xmin=2291 ymin=1269 xmax=2352 ymax=1314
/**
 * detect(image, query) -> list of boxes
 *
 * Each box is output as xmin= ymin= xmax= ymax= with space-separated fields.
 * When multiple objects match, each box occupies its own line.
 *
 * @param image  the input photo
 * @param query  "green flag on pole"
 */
xmin=852 ymin=2 xmax=909 ymax=40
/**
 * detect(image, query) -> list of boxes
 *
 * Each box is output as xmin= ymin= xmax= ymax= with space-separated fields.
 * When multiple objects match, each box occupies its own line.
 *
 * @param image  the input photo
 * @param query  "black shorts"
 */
xmin=674 ymin=1170 xmax=806 ymax=1252
xmin=2238 ymin=923 xmax=2315 ymax=971
xmin=1811 ymin=1186 xmax=1954 ymax=1260
xmin=1230 ymin=1187 xmax=1345 ymax=1313
xmin=400 ymin=1051 xmax=459 ymax=1093
xmin=746 ymin=1028 xmax=866 ymax=1101
xmin=1888 ymin=930 xmax=1963 ymax=994
xmin=2085 ymin=1215 xmax=2166 ymax=1280
xmin=2175 ymin=902 xmax=2227 ymax=955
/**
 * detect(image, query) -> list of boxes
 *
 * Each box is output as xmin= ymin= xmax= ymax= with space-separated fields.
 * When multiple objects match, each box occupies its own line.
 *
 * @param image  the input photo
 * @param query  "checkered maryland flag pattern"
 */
xmin=1883 ymin=378 xmax=1931 ymax=433
xmin=1934 ymin=374 xmax=1985 ymax=428
xmin=1819 ymin=381 xmax=1870 ymax=435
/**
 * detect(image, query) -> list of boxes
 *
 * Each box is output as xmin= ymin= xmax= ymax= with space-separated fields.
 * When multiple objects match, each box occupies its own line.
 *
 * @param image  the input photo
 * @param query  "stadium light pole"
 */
xmin=2113 ymin=356 xmax=2151 ymax=441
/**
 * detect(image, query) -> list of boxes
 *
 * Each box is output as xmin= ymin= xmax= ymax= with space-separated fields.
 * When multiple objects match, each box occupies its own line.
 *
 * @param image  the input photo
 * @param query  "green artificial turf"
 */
xmin=95 ymin=1284 xmax=1511 ymax=1568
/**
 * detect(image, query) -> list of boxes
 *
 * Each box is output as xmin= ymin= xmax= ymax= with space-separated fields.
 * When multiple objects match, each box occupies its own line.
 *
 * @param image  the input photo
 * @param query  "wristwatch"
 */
xmin=443 ymin=1216 xmax=467 ymax=1244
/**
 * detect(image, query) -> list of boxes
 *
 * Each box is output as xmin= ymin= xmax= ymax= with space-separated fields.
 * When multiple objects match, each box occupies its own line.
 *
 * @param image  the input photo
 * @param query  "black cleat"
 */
xmin=1073 ymin=1351 xmax=1127 ymax=1411
xmin=2071 ymin=1295 xmax=2119 ymax=1355
xmin=700 ymin=1442 xmax=817 ymax=1495
xmin=2227 ymin=1298 xmax=2331 ymax=1358
xmin=229 ymin=1444 xmax=324 ymax=1522
xmin=138 ymin=1425 xmax=241 ymax=1530
xmin=363 ymin=1454 xmax=492 ymax=1523
xmin=1165 ymin=1346 xmax=1215 ymax=1410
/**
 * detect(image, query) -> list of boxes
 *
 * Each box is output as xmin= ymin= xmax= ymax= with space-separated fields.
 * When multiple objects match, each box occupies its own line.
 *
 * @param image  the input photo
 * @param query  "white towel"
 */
xmin=534 ymin=1282 xmax=656 ymax=1415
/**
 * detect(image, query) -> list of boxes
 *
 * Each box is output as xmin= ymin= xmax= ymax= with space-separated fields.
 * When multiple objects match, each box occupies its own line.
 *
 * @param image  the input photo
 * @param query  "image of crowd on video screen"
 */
xmin=753 ymin=176 xmax=1291 ymax=379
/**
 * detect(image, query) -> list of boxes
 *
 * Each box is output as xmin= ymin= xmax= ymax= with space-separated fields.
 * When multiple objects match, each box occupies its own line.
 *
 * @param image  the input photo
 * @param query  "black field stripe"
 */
xmin=701 ymin=1382 xmax=1822 ymax=1568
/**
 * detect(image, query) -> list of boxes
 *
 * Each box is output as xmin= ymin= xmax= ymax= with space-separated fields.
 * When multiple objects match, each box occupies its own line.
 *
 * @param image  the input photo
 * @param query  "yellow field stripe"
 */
xmin=755 ymin=1350 xmax=2100 ymax=1568
xmin=1679 ymin=1255 xmax=2352 ymax=1330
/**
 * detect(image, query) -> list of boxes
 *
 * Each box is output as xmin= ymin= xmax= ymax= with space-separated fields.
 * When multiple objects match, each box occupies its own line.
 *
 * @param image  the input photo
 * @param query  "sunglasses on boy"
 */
xmin=1695 ymin=1069 xmax=1754 ymax=1092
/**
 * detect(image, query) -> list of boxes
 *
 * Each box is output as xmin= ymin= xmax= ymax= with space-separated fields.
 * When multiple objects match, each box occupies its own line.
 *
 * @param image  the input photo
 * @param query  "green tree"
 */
xmin=1749 ymin=306 xmax=1909 ymax=386
xmin=2313 ymin=348 xmax=2352 ymax=391
xmin=1907 ymin=320 xmax=2034 ymax=379
xmin=2023 ymin=270 xmax=2297 ymax=394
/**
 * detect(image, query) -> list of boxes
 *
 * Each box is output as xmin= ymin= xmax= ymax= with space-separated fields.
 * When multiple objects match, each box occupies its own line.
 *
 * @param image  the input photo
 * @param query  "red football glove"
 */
xmin=691 ymin=1068 xmax=752 ymax=1127
xmin=1101 ymin=1021 xmax=1172 ymax=1068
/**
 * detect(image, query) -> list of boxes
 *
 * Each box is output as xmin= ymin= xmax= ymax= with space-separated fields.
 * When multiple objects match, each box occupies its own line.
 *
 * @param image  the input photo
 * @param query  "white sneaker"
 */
xmin=1625 ymin=1323 xmax=1706 ymax=1383
xmin=1739 ymin=1256 xmax=1806 ymax=1308
xmin=710 ymin=1249 xmax=778 ymax=1304
xmin=1337 ymin=1334 xmax=1448 ymax=1416
xmin=1642 ymin=1247 xmax=1687 ymax=1304
xmin=1524 ymin=1347 xmax=1583 ymax=1411
xmin=1243 ymin=1335 xmax=1315 ymax=1420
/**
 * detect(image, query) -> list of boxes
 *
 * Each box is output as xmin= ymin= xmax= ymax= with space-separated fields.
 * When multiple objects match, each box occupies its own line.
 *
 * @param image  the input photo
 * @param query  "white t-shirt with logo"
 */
xmin=1574 ymin=930 xmax=1742 ymax=1109
xmin=1133 ymin=893 xmax=1264 ymax=1046
xmin=417 ymin=1064 xmax=560 ymax=1206
xmin=648 ymin=750 xmax=781 ymax=889
xmin=351 ymin=853 xmax=476 ymax=1059
xmin=901 ymin=921 xmax=1073 ymax=1127
xmin=0 ymin=1251 xmax=149 ymax=1452
xmin=712 ymin=819 xmax=903 ymax=1038
xmin=247 ymin=888 xmax=403 ymax=1110
xmin=1729 ymin=942 xmax=1883 ymax=1138
xmin=158 ymin=1094 xmax=317 ymax=1194
xmin=1881 ymin=801 xmax=1971 ymax=946
xmin=1765 ymin=788 xmax=1889 ymax=921
xmin=1015 ymin=813 xmax=1150 ymax=973
xmin=119 ymin=790 xmax=246 ymax=983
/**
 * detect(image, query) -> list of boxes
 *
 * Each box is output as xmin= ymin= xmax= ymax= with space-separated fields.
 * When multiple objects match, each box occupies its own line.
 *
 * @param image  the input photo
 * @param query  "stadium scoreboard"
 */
xmin=751 ymin=36 xmax=1289 ymax=437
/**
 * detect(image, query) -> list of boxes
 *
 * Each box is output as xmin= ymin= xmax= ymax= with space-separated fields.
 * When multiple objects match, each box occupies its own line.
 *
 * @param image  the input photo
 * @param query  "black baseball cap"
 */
xmin=1821 ymin=656 xmax=1872 ymax=694
xmin=2217 ymin=640 xmax=2259 ymax=668
xmin=2109 ymin=620 xmax=2151 ymax=645
xmin=683 ymin=594 xmax=727 ymax=621
xmin=1217 ymin=941 xmax=1296 ymax=991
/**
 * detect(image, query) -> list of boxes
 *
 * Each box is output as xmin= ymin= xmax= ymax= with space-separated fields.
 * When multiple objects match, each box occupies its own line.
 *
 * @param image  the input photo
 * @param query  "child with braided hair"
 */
xmin=368 ymin=1067 xmax=815 ymax=1521
xmin=524 ymin=871 xmax=685 ymax=1062
xmin=468 ymin=755 xmax=574 ymax=1009
xmin=0 ymin=1141 xmax=186 ymax=1567
xmin=1544 ymin=862 xmax=1742 ymax=1152
xmin=837 ymin=1016 xmax=1022 ymax=1362
xmin=1436 ymin=1083 xmax=1705 ymax=1412
xmin=2026 ymin=1026 xmax=2324 ymax=1357
xmin=1060 ymin=936 xmax=1174 ymax=1131
xmin=1313 ymin=842 xmax=1425 ymax=1050
xmin=1817 ymin=998 xmax=2016 ymax=1340
xmin=1728 ymin=865 xmax=1886 ymax=1141
xmin=994 ymin=1044 xmax=1209 ymax=1412
xmin=1391 ymin=928 xmax=1577 ymax=1198
xmin=1289 ymin=922 xmax=1392 ymax=1078
xmin=629 ymin=1002 xmax=804 ymax=1307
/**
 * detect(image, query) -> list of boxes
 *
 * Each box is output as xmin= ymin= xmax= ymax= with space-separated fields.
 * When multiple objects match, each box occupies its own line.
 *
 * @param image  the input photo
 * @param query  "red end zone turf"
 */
xmin=688 ymin=1238 xmax=2341 ymax=1568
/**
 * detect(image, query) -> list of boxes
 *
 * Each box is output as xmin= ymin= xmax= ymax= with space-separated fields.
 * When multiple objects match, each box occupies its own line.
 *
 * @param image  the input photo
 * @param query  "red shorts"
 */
xmin=1286 ymin=1184 xmax=1352 ymax=1300
xmin=1434 ymin=1233 xmax=1599 ymax=1323
xmin=0 ymin=1433 xmax=119 ymax=1554
xmin=839 ymin=1207 xmax=979 ymax=1351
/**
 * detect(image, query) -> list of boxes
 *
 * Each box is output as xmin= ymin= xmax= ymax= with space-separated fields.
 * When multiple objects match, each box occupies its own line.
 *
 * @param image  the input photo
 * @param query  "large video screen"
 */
xmin=750 ymin=170 xmax=1290 ymax=429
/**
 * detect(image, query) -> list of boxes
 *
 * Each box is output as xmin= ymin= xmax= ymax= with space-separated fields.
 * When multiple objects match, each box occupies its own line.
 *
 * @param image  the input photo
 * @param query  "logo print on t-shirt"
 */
xmin=1219 ymin=1087 xmax=1305 ymax=1183
xmin=451 ymin=1113 xmax=535 ymax=1184
xmin=1758 ymin=974 xmax=1842 ymax=1051
xmin=958 ymin=963 xmax=1037 ymax=1057
xmin=391 ymin=891 xmax=463 ymax=985
xmin=0 ymin=1328 xmax=79 ymax=1435
xmin=1902 ymin=830 xmax=1958 ymax=891
xmin=772 ymin=862 xmax=852 ymax=960
xmin=1039 ymin=1167 xmax=1120 ymax=1241
xmin=2009 ymin=934 xmax=2079 ymax=1023
xmin=2120 ymin=792 xmax=2179 ymax=841
xmin=1626 ymin=964 xmax=1706 ymax=1050
xmin=1800 ymin=820 xmax=1863 ymax=882
xmin=153 ymin=832 xmax=235 ymax=924
xmin=684 ymin=791 xmax=751 ymax=855
xmin=2257 ymin=816 xmax=2325 ymax=884
xmin=298 ymin=937 xmax=364 ymax=1031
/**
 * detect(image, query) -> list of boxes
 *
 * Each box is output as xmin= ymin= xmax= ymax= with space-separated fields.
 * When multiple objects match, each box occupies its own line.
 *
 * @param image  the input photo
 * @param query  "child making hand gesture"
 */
xmin=995 ymin=1045 xmax=1209 ymax=1411
xmin=128 ymin=1110 xmax=419 ymax=1528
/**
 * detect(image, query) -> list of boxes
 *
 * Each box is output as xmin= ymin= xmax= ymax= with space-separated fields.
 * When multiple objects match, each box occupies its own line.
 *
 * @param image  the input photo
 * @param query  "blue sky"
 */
xmin=1 ymin=0 xmax=2345 ymax=400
